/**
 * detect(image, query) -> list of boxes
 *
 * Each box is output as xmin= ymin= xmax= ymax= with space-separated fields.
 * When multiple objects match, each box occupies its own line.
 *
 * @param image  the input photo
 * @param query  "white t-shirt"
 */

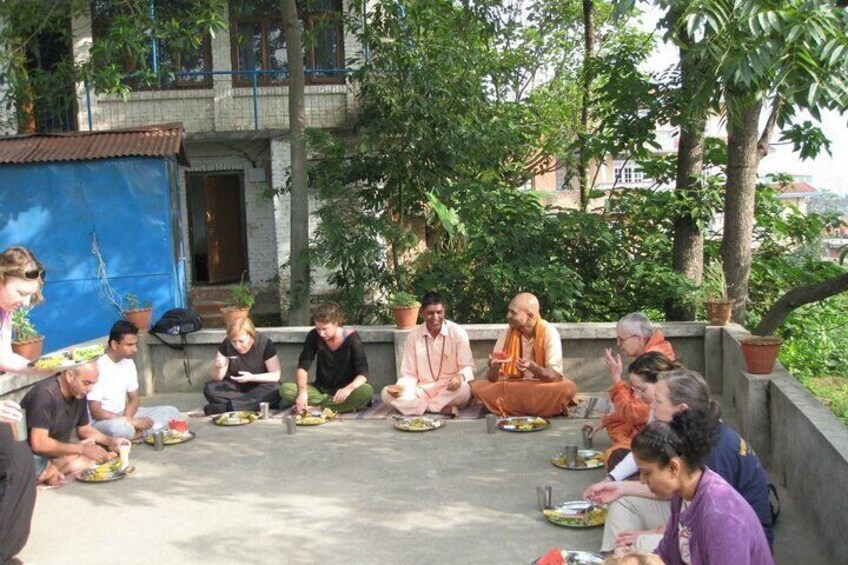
xmin=89 ymin=355 xmax=139 ymax=415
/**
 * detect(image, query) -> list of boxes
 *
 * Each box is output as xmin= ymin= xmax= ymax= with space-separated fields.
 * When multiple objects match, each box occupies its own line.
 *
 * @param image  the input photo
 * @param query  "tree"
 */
xmin=280 ymin=0 xmax=310 ymax=325
xmin=0 ymin=0 xmax=226 ymax=133
xmin=679 ymin=0 xmax=848 ymax=322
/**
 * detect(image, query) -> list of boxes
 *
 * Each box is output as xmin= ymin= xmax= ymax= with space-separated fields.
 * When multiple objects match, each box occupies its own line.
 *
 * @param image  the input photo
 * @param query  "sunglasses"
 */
xmin=20 ymin=269 xmax=46 ymax=281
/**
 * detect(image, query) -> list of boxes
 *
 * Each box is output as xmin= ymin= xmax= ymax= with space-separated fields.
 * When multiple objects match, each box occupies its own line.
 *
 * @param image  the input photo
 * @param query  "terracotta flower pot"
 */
xmin=391 ymin=305 xmax=420 ymax=329
xmin=704 ymin=299 xmax=733 ymax=326
xmin=740 ymin=336 xmax=784 ymax=375
xmin=123 ymin=307 xmax=153 ymax=332
xmin=220 ymin=306 xmax=251 ymax=327
xmin=12 ymin=336 xmax=44 ymax=361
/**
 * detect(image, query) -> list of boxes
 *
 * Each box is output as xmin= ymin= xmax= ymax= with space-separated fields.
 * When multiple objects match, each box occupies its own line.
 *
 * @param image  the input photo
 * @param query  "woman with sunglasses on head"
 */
xmin=630 ymin=409 xmax=774 ymax=564
xmin=0 ymin=246 xmax=48 ymax=564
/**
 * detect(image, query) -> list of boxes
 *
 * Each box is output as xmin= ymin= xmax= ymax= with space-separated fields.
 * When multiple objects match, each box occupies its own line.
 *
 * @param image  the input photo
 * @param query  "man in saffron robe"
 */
xmin=470 ymin=293 xmax=576 ymax=417
xmin=381 ymin=291 xmax=473 ymax=416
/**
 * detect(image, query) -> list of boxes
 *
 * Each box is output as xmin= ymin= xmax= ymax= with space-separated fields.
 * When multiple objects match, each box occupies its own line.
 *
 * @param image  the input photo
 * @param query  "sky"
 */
xmin=637 ymin=8 xmax=848 ymax=195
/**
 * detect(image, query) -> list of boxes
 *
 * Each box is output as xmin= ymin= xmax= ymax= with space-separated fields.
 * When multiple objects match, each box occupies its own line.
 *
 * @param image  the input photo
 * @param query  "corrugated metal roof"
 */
xmin=0 ymin=123 xmax=188 ymax=166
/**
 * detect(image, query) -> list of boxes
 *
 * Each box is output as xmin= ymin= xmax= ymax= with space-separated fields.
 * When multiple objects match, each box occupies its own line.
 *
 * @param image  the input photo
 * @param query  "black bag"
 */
xmin=151 ymin=308 xmax=203 ymax=335
xmin=150 ymin=308 xmax=203 ymax=384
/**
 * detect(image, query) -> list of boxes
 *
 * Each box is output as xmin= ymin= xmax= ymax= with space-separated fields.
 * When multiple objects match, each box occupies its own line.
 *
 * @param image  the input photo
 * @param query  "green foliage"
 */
xmin=123 ymin=293 xmax=151 ymax=311
xmin=778 ymin=295 xmax=848 ymax=425
xmin=12 ymin=307 xmax=41 ymax=341
xmin=226 ymin=274 xmax=255 ymax=309
xmin=387 ymin=291 xmax=420 ymax=308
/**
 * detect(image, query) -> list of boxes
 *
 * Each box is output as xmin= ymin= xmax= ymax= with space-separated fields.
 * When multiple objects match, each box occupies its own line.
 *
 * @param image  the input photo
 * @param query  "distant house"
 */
xmin=0 ymin=124 xmax=188 ymax=350
xmin=776 ymin=180 xmax=818 ymax=214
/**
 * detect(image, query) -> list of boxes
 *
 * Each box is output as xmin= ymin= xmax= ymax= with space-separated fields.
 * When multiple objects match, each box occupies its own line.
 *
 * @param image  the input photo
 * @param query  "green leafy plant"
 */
xmin=226 ymin=274 xmax=255 ymax=309
xmin=387 ymin=291 xmax=420 ymax=308
xmin=124 ymin=293 xmax=152 ymax=311
xmin=12 ymin=307 xmax=41 ymax=342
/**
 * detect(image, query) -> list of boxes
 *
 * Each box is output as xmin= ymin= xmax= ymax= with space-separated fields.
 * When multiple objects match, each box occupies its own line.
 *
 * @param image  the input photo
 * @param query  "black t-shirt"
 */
xmin=21 ymin=376 xmax=89 ymax=443
xmin=218 ymin=333 xmax=277 ymax=378
xmin=297 ymin=328 xmax=369 ymax=394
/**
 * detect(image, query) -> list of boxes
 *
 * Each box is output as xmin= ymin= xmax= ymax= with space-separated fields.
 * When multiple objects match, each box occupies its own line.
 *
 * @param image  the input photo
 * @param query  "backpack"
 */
xmin=151 ymin=308 xmax=203 ymax=336
xmin=150 ymin=308 xmax=203 ymax=384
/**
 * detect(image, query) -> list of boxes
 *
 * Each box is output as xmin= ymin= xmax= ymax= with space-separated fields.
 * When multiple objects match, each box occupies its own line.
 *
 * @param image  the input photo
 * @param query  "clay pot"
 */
xmin=390 ymin=305 xmax=420 ymax=329
xmin=704 ymin=299 xmax=733 ymax=326
xmin=12 ymin=336 xmax=44 ymax=361
xmin=220 ymin=306 xmax=250 ymax=327
xmin=123 ymin=307 xmax=153 ymax=332
xmin=740 ymin=336 xmax=784 ymax=374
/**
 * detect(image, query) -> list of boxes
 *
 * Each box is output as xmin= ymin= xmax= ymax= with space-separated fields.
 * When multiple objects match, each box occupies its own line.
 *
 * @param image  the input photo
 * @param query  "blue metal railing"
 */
xmin=83 ymin=67 xmax=355 ymax=131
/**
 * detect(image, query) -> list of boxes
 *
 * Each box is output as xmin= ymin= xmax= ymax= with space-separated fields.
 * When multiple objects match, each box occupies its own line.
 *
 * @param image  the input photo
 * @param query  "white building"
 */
xmin=63 ymin=1 xmax=363 ymax=321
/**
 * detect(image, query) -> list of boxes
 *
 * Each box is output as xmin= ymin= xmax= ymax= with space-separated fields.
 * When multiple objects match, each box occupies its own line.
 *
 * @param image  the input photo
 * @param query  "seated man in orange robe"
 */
xmin=470 ymin=293 xmax=576 ymax=417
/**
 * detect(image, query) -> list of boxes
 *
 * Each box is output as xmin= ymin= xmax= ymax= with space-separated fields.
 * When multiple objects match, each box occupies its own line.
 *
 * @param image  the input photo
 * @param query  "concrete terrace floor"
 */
xmin=20 ymin=394 xmax=822 ymax=565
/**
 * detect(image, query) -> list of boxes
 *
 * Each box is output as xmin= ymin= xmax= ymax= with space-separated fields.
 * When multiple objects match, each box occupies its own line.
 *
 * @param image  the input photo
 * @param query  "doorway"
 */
xmin=186 ymin=173 xmax=248 ymax=284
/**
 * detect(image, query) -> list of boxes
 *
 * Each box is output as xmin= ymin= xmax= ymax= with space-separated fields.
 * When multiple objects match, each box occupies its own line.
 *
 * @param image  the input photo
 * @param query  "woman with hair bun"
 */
xmin=586 ymin=370 xmax=773 ymax=555
xmin=631 ymin=409 xmax=774 ymax=564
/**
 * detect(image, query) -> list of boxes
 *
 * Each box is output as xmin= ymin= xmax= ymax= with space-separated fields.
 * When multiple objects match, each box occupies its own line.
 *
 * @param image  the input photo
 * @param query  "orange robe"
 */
xmin=644 ymin=330 xmax=675 ymax=360
xmin=471 ymin=320 xmax=577 ymax=417
xmin=599 ymin=380 xmax=650 ymax=463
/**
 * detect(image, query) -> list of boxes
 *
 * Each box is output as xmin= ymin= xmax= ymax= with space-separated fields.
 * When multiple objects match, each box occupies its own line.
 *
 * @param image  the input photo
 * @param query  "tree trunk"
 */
xmin=281 ymin=0 xmax=310 ymax=325
xmin=578 ymin=0 xmax=594 ymax=211
xmin=754 ymin=272 xmax=848 ymax=336
xmin=668 ymin=25 xmax=706 ymax=321
xmin=721 ymin=95 xmax=763 ymax=323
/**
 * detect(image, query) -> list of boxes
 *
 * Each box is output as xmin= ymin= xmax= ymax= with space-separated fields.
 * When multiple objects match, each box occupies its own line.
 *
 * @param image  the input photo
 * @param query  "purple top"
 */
xmin=657 ymin=467 xmax=774 ymax=565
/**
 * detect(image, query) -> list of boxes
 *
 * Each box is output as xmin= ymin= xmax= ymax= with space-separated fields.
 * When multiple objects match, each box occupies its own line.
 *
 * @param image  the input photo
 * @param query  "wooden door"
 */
xmin=203 ymin=175 xmax=246 ymax=284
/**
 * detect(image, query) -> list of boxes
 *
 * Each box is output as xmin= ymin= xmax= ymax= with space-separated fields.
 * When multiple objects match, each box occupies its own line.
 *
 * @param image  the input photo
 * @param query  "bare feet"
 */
xmin=440 ymin=405 xmax=460 ymax=418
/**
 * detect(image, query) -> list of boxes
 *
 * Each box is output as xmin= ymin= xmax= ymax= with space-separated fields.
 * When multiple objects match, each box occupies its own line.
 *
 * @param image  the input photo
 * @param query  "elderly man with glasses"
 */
xmin=21 ymin=361 xmax=124 ymax=487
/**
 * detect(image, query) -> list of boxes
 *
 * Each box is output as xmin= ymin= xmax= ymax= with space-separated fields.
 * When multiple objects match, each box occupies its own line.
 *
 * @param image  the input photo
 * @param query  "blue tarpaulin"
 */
xmin=0 ymin=156 xmax=186 ymax=351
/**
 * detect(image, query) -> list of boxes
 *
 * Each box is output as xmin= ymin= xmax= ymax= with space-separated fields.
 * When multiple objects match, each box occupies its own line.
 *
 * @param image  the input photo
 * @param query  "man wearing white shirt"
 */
xmin=381 ymin=292 xmax=474 ymax=416
xmin=88 ymin=320 xmax=179 ymax=440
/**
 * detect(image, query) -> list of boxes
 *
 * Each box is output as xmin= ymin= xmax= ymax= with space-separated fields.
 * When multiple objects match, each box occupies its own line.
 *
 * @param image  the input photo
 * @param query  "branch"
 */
xmin=754 ymin=272 xmax=848 ymax=336
xmin=757 ymin=97 xmax=783 ymax=160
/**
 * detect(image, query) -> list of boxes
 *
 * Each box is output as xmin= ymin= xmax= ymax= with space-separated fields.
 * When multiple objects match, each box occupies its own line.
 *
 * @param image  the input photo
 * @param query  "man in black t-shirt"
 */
xmin=21 ymin=361 xmax=123 ymax=486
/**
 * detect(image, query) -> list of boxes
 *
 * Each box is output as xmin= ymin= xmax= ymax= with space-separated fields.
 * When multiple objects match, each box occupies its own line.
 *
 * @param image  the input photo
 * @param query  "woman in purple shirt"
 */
xmin=631 ymin=409 xmax=774 ymax=565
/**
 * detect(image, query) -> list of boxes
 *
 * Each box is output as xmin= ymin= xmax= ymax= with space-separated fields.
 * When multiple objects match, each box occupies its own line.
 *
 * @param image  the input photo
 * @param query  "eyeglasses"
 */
xmin=616 ymin=334 xmax=638 ymax=345
xmin=18 ymin=269 xmax=46 ymax=281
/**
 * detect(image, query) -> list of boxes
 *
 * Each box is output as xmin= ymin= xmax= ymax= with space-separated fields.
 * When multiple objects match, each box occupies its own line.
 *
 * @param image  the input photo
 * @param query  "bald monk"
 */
xmin=470 ymin=293 xmax=577 ymax=417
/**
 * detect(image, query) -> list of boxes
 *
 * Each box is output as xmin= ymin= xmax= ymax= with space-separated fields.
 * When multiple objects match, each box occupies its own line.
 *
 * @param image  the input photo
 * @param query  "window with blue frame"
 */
xmin=91 ymin=0 xmax=213 ymax=90
xmin=230 ymin=0 xmax=344 ymax=86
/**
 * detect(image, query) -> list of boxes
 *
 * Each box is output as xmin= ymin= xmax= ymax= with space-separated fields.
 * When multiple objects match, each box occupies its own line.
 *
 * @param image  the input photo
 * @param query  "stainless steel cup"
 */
xmin=284 ymin=415 xmax=296 ymax=435
xmin=259 ymin=402 xmax=270 ymax=420
xmin=153 ymin=431 xmax=165 ymax=451
xmin=564 ymin=445 xmax=579 ymax=466
xmin=10 ymin=408 xmax=27 ymax=442
xmin=582 ymin=425 xmax=594 ymax=449
xmin=485 ymin=413 xmax=497 ymax=434
xmin=536 ymin=485 xmax=552 ymax=511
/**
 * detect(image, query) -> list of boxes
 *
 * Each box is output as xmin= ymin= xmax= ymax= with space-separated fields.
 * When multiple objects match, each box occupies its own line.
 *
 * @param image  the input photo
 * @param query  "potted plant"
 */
xmin=220 ymin=274 xmax=254 ymax=326
xmin=388 ymin=291 xmax=420 ymax=329
xmin=739 ymin=335 xmax=784 ymax=375
xmin=11 ymin=307 xmax=44 ymax=360
xmin=123 ymin=293 xmax=153 ymax=332
xmin=700 ymin=260 xmax=733 ymax=326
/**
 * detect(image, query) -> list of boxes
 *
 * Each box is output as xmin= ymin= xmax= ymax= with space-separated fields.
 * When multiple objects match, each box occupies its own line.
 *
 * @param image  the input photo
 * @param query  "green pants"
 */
xmin=279 ymin=382 xmax=373 ymax=413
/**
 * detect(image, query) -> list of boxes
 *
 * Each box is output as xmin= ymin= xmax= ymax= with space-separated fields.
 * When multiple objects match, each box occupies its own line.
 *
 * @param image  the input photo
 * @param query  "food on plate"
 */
xmin=33 ymin=352 xmax=70 ymax=370
xmin=214 ymin=411 xmax=258 ymax=425
xmin=145 ymin=429 xmax=192 ymax=445
xmin=499 ymin=416 xmax=548 ymax=431
xmin=492 ymin=351 xmax=512 ymax=362
xmin=395 ymin=416 xmax=441 ymax=431
xmin=295 ymin=408 xmax=336 ymax=426
xmin=72 ymin=344 xmax=105 ymax=363
xmin=79 ymin=459 xmax=122 ymax=482
xmin=543 ymin=505 xmax=607 ymax=528
xmin=168 ymin=419 xmax=188 ymax=433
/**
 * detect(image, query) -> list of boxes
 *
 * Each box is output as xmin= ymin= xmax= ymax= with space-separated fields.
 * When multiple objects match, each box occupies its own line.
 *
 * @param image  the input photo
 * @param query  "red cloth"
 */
xmin=644 ymin=329 xmax=675 ymax=360
xmin=536 ymin=548 xmax=564 ymax=565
